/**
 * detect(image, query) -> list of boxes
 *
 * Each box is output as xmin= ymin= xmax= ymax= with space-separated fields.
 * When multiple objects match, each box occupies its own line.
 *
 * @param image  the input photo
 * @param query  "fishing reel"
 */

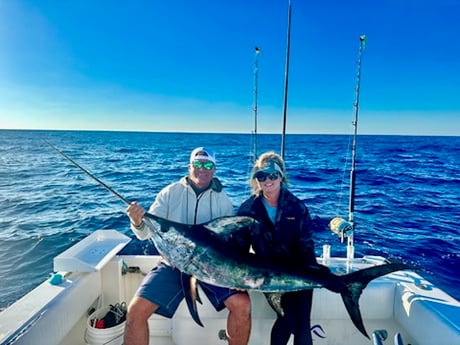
xmin=329 ymin=217 xmax=353 ymax=243
xmin=329 ymin=217 xmax=355 ymax=261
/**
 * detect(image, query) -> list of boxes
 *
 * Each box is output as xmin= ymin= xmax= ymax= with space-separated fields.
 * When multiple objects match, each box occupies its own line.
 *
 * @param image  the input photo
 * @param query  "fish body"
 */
xmin=149 ymin=216 xmax=325 ymax=291
xmin=144 ymin=214 xmax=412 ymax=338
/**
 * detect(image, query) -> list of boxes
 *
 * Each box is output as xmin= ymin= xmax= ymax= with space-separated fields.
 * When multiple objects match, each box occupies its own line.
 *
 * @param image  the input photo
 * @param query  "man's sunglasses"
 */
xmin=255 ymin=172 xmax=280 ymax=182
xmin=192 ymin=161 xmax=215 ymax=170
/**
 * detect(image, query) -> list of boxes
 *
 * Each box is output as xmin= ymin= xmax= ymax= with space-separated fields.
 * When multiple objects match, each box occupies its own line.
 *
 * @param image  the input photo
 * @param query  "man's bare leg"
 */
xmin=225 ymin=293 xmax=251 ymax=345
xmin=124 ymin=296 xmax=158 ymax=345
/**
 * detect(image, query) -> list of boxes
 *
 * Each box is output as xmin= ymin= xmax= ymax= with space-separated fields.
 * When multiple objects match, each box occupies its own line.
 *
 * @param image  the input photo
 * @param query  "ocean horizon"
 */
xmin=2 ymin=128 xmax=459 ymax=136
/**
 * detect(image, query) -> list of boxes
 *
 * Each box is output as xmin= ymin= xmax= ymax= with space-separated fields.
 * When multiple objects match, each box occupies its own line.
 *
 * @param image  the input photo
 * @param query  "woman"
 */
xmin=237 ymin=151 xmax=319 ymax=345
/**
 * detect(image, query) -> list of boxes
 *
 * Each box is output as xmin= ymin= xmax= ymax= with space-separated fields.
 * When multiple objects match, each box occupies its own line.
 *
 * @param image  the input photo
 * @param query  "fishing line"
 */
xmin=335 ymin=136 xmax=353 ymax=216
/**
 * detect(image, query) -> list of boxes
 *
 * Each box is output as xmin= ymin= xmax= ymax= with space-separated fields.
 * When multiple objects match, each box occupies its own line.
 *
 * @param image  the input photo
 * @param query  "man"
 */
xmin=125 ymin=147 xmax=251 ymax=345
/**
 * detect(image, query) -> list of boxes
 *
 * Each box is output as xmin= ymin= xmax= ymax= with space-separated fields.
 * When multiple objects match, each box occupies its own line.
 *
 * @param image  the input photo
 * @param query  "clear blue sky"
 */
xmin=1 ymin=0 xmax=459 ymax=135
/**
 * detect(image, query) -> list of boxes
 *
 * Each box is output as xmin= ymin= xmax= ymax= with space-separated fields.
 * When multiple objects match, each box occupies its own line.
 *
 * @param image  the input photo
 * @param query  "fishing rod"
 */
xmin=253 ymin=46 xmax=261 ymax=161
xmin=43 ymin=140 xmax=258 ymax=249
xmin=349 ymin=34 xmax=366 ymax=228
xmin=280 ymin=0 xmax=292 ymax=159
xmin=42 ymin=139 xmax=160 ymax=225
xmin=329 ymin=35 xmax=366 ymax=260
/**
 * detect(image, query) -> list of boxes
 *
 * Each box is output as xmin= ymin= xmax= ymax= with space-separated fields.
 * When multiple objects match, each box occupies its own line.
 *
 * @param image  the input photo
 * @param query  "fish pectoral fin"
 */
xmin=264 ymin=292 xmax=284 ymax=316
xmin=181 ymin=273 xmax=204 ymax=327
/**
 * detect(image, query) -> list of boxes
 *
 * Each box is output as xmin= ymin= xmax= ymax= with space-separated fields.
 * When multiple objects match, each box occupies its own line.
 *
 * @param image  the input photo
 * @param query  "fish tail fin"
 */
xmin=339 ymin=262 xmax=412 ymax=339
xmin=181 ymin=273 xmax=204 ymax=327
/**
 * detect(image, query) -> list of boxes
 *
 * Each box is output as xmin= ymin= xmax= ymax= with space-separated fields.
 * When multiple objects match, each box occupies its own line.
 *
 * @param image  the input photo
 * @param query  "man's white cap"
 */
xmin=190 ymin=147 xmax=216 ymax=165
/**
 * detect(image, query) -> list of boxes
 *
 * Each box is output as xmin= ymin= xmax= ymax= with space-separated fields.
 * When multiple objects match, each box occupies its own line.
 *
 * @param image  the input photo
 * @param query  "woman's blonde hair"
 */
xmin=249 ymin=151 xmax=288 ymax=195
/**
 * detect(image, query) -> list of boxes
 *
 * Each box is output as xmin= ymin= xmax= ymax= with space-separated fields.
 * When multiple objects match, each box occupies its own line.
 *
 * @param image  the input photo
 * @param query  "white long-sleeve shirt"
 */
xmin=131 ymin=176 xmax=234 ymax=240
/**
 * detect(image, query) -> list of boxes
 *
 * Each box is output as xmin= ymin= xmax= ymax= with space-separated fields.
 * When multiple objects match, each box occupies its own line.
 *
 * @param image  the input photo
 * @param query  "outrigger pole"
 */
xmin=329 ymin=35 xmax=366 ymax=261
xmin=280 ymin=0 xmax=292 ymax=159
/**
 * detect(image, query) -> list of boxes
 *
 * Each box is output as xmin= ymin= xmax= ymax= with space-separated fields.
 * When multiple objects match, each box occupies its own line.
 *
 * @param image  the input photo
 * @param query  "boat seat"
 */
xmin=170 ymin=280 xmax=397 ymax=345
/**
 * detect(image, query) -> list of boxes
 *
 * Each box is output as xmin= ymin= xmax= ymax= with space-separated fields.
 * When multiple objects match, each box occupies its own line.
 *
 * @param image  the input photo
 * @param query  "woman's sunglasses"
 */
xmin=255 ymin=172 xmax=280 ymax=182
xmin=192 ymin=161 xmax=215 ymax=170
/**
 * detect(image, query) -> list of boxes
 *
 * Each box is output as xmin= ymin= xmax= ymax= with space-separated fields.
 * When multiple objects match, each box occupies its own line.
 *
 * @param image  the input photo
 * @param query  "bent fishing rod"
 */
xmin=42 ymin=139 xmax=161 ymax=226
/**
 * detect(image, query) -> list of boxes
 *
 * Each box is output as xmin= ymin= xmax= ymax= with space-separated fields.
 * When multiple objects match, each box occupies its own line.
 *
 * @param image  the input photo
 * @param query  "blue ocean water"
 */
xmin=0 ymin=130 xmax=459 ymax=309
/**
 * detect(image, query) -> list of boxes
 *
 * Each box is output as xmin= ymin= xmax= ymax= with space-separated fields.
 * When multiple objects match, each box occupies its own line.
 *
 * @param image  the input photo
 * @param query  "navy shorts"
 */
xmin=136 ymin=261 xmax=246 ymax=319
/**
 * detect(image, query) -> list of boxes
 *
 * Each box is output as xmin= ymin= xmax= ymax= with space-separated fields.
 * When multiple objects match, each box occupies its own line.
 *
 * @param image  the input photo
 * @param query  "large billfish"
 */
xmin=142 ymin=214 xmax=412 ymax=339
